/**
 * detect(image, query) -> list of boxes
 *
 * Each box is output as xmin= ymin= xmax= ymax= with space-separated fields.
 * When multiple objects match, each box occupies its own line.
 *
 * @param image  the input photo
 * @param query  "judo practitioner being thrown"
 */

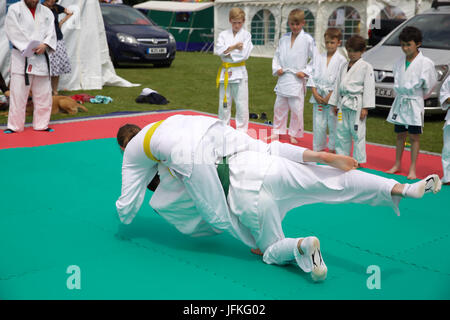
xmin=116 ymin=115 xmax=442 ymax=282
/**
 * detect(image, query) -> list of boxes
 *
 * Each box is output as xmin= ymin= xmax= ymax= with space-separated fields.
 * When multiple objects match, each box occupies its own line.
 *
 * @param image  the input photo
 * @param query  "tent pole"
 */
xmin=185 ymin=11 xmax=196 ymax=51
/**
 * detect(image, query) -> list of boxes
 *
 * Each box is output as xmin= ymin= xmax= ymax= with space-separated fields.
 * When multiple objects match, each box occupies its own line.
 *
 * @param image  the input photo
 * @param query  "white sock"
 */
xmin=402 ymin=174 xmax=441 ymax=199
xmin=402 ymin=180 xmax=425 ymax=199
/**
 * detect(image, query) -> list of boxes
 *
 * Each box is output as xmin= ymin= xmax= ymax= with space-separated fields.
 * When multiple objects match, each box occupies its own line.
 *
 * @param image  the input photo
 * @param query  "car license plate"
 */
xmin=147 ymin=48 xmax=167 ymax=54
xmin=375 ymin=87 xmax=394 ymax=97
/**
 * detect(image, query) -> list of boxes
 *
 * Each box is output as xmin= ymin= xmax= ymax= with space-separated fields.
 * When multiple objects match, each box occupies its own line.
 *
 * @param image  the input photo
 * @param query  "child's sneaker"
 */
xmin=294 ymin=236 xmax=327 ymax=282
xmin=403 ymin=174 xmax=442 ymax=199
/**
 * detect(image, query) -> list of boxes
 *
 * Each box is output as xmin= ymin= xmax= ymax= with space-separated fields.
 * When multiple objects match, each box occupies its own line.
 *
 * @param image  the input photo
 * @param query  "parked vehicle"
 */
xmin=363 ymin=0 xmax=450 ymax=114
xmin=368 ymin=18 xmax=406 ymax=47
xmin=100 ymin=3 xmax=176 ymax=67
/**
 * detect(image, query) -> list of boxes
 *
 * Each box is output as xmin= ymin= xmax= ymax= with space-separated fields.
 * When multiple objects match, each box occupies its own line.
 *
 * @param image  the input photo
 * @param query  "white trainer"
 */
xmin=294 ymin=236 xmax=327 ymax=282
xmin=404 ymin=174 xmax=442 ymax=199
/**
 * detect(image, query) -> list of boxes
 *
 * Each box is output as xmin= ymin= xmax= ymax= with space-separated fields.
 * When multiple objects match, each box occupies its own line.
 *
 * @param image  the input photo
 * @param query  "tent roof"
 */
xmin=134 ymin=1 xmax=214 ymax=12
xmin=214 ymin=0 xmax=360 ymax=4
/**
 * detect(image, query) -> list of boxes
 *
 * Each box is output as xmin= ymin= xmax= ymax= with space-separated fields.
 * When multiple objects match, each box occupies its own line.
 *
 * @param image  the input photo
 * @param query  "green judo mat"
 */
xmin=0 ymin=139 xmax=449 ymax=300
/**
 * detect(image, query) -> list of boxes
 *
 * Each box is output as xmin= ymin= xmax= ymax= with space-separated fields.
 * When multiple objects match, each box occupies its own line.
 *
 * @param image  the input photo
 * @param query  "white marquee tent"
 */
xmin=0 ymin=0 xmax=138 ymax=90
xmin=214 ymin=0 xmax=433 ymax=57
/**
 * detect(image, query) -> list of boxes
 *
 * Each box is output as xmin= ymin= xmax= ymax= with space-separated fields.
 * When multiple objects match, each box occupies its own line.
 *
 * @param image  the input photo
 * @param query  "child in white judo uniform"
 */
xmin=214 ymin=7 xmax=253 ymax=132
xmin=329 ymin=35 xmax=375 ymax=165
xmin=4 ymin=0 xmax=57 ymax=134
xmin=386 ymin=26 xmax=438 ymax=179
xmin=308 ymin=27 xmax=347 ymax=153
xmin=268 ymin=9 xmax=315 ymax=144
xmin=440 ymin=76 xmax=450 ymax=185
xmin=116 ymin=114 xmax=325 ymax=250
xmin=116 ymin=118 xmax=442 ymax=282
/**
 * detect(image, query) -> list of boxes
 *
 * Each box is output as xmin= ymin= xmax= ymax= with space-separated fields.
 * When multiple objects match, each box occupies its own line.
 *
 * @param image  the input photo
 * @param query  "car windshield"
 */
xmin=101 ymin=5 xmax=154 ymax=26
xmin=383 ymin=13 xmax=450 ymax=50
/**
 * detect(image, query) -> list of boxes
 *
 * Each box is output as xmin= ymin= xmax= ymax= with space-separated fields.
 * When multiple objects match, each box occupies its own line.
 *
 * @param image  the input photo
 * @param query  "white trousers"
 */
xmin=273 ymin=94 xmax=304 ymax=138
xmin=218 ymin=80 xmax=249 ymax=132
xmin=313 ymin=103 xmax=337 ymax=152
xmin=335 ymin=108 xmax=367 ymax=164
xmin=7 ymin=73 xmax=52 ymax=132
xmin=442 ymin=125 xmax=450 ymax=183
xmin=181 ymin=122 xmax=308 ymax=248
xmin=248 ymin=158 xmax=399 ymax=267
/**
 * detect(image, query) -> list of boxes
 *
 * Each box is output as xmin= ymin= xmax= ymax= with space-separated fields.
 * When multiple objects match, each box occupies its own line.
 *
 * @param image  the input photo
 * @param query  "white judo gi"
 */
xmin=329 ymin=59 xmax=375 ymax=164
xmin=440 ymin=76 xmax=450 ymax=184
xmin=214 ymin=28 xmax=253 ymax=132
xmin=272 ymin=30 xmax=315 ymax=138
xmin=116 ymin=115 xmax=308 ymax=248
xmin=308 ymin=50 xmax=347 ymax=151
xmin=5 ymin=0 xmax=57 ymax=132
xmin=149 ymin=149 xmax=401 ymax=272
xmin=387 ymin=52 xmax=437 ymax=128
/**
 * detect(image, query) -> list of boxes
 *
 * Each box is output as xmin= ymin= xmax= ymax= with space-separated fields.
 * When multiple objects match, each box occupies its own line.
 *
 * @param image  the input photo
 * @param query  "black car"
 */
xmin=100 ymin=3 xmax=176 ymax=67
xmin=368 ymin=18 xmax=406 ymax=47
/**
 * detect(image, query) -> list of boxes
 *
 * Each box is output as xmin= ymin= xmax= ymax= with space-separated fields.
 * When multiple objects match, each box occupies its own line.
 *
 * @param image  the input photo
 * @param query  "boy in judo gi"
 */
xmin=267 ymin=9 xmax=315 ymax=144
xmin=115 ymin=116 xmax=442 ymax=282
xmin=214 ymin=7 xmax=253 ymax=132
xmin=3 ymin=0 xmax=57 ymax=134
xmin=386 ymin=26 xmax=438 ymax=180
xmin=440 ymin=76 xmax=450 ymax=185
xmin=328 ymin=35 xmax=375 ymax=166
xmin=308 ymin=27 xmax=347 ymax=153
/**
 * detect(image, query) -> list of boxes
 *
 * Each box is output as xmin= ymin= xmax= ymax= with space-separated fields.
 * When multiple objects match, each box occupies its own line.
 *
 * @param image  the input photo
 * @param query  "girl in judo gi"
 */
xmin=329 ymin=35 xmax=375 ymax=166
xmin=440 ymin=76 xmax=450 ymax=185
xmin=4 ymin=0 xmax=57 ymax=134
xmin=386 ymin=26 xmax=438 ymax=180
xmin=268 ymin=9 xmax=315 ymax=144
xmin=214 ymin=7 xmax=253 ymax=132
xmin=308 ymin=27 xmax=347 ymax=153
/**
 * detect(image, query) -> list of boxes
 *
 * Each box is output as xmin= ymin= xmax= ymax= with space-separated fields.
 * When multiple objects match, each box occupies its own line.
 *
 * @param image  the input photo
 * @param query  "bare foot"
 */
xmin=323 ymin=153 xmax=358 ymax=171
xmin=290 ymin=136 xmax=298 ymax=144
xmin=250 ymin=248 xmax=263 ymax=256
xmin=386 ymin=165 xmax=401 ymax=174
xmin=407 ymin=171 xmax=417 ymax=180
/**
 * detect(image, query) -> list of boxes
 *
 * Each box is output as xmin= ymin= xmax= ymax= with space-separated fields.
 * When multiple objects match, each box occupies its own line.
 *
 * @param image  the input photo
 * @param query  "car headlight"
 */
xmin=168 ymin=34 xmax=176 ymax=43
xmin=117 ymin=33 xmax=138 ymax=45
xmin=436 ymin=65 xmax=449 ymax=81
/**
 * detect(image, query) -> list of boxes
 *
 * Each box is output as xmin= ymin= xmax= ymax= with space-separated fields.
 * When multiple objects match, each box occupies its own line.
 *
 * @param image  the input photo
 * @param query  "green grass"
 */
xmin=0 ymin=51 xmax=445 ymax=153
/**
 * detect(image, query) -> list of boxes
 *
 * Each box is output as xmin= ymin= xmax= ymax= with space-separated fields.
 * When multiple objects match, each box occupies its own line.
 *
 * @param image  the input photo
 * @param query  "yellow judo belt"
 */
xmin=216 ymin=61 xmax=246 ymax=108
xmin=143 ymin=120 xmax=165 ymax=161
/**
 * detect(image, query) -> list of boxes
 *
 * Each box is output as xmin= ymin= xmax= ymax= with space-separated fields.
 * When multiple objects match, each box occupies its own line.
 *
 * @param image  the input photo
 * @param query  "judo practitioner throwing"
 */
xmin=116 ymin=115 xmax=442 ymax=282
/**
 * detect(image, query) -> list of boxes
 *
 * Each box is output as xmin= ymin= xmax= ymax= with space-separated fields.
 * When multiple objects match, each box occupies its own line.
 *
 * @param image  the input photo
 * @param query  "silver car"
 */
xmin=363 ymin=2 xmax=450 ymax=114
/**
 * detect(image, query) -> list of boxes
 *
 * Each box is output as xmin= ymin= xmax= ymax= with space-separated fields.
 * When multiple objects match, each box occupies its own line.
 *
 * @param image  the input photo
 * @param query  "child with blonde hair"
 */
xmin=214 ymin=7 xmax=253 ymax=132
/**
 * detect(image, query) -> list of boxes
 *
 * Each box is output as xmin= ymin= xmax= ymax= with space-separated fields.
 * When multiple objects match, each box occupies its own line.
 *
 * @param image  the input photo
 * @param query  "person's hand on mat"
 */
xmin=33 ymin=43 xmax=48 ymax=55
xmin=296 ymin=71 xmax=306 ymax=79
xmin=360 ymin=108 xmax=368 ymax=120
xmin=251 ymin=248 xmax=263 ymax=256
xmin=277 ymin=69 xmax=284 ymax=76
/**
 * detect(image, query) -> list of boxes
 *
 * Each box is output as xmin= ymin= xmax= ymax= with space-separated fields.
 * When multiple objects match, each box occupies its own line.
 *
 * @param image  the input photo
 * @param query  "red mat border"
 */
xmin=0 ymin=110 xmax=443 ymax=179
